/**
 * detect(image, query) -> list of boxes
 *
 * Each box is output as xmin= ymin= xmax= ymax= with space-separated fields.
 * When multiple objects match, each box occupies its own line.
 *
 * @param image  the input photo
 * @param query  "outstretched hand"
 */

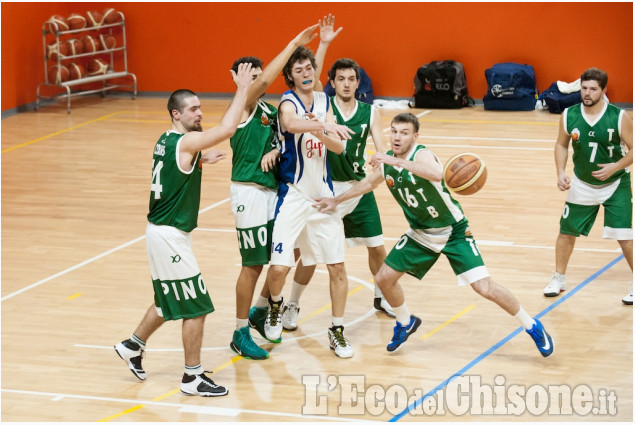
xmin=230 ymin=62 xmax=253 ymax=89
xmin=293 ymin=23 xmax=320 ymax=46
xmin=200 ymin=149 xmax=226 ymax=165
xmin=324 ymin=122 xmax=355 ymax=140
xmin=319 ymin=14 xmax=343 ymax=44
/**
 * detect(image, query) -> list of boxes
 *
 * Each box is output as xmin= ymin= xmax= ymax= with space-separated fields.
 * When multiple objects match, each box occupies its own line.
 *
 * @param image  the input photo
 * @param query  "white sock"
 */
xmin=236 ymin=318 xmax=248 ymax=330
xmin=374 ymin=282 xmax=382 ymax=297
xmin=393 ymin=303 xmax=411 ymax=325
xmin=332 ymin=316 xmax=344 ymax=327
xmin=289 ymin=281 xmax=307 ymax=304
xmin=515 ymin=307 xmax=536 ymax=330
xmin=270 ymin=294 xmax=282 ymax=303
xmin=184 ymin=364 xmax=203 ymax=376
xmin=254 ymin=295 xmax=268 ymax=308
xmin=131 ymin=333 xmax=146 ymax=350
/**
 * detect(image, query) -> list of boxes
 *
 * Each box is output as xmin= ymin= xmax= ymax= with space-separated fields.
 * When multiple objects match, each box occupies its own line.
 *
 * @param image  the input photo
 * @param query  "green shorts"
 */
xmin=385 ymin=219 xmax=489 ymax=286
xmin=341 ymin=191 xmax=384 ymax=247
xmin=560 ymin=173 xmax=633 ymax=239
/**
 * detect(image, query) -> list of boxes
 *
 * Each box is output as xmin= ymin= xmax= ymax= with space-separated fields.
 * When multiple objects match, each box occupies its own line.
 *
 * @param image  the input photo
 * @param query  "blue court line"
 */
xmin=389 ymin=254 xmax=625 ymax=422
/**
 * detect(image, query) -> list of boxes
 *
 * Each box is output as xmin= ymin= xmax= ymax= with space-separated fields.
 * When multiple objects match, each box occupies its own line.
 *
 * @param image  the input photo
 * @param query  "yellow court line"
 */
xmin=66 ymin=293 xmax=82 ymax=300
xmin=297 ymin=284 xmax=364 ymax=326
xmin=420 ymin=304 xmax=476 ymax=340
xmin=419 ymin=118 xmax=557 ymax=126
xmin=98 ymin=404 xmax=144 ymax=422
xmin=1 ymin=112 xmax=121 ymax=154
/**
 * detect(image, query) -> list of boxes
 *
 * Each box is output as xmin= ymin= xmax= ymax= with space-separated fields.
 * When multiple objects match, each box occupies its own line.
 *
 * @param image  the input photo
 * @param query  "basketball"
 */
xmin=65 ymin=38 xmax=83 ymax=56
xmin=102 ymin=8 xmax=122 ymax=24
xmin=46 ymin=15 xmax=69 ymax=33
xmin=47 ymin=42 xmax=68 ymax=61
xmin=99 ymin=34 xmax=117 ymax=50
xmin=443 ymin=153 xmax=487 ymax=195
xmin=48 ymin=64 xmax=70 ymax=84
xmin=86 ymin=58 xmax=109 ymax=76
xmin=67 ymin=13 xmax=87 ymax=30
xmin=68 ymin=62 xmax=85 ymax=80
xmin=81 ymin=34 xmax=100 ymax=53
xmin=86 ymin=10 xmax=104 ymax=27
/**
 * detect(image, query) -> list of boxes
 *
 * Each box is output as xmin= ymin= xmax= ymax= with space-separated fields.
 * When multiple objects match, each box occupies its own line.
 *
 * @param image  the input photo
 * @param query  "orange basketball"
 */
xmin=47 ymin=42 xmax=68 ymax=61
xmin=86 ymin=58 xmax=109 ymax=76
xmin=81 ymin=34 xmax=100 ymax=53
xmin=102 ymin=8 xmax=122 ymax=24
xmin=68 ymin=62 xmax=85 ymax=80
xmin=67 ymin=13 xmax=87 ymax=30
xmin=65 ymin=38 xmax=83 ymax=56
xmin=86 ymin=10 xmax=104 ymax=27
xmin=99 ymin=34 xmax=117 ymax=50
xmin=443 ymin=153 xmax=487 ymax=195
xmin=46 ymin=15 xmax=69 ymax=33
xmin=48 ymin=64 xmax=70 ymax=84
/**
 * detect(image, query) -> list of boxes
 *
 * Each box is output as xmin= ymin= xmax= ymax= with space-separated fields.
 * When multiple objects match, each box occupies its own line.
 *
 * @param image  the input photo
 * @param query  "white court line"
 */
xmin=384 ymin=237 xmax=620 ymax=253
xmin=419 ymin=135 xmax=554 ymax=143
xmin=76 ymin=271 xmax=375 ymax=353
xmin=1 ymin=199 xmax=230 ymax=303
xmin=0 ymin=388 xmax=371 ymax=422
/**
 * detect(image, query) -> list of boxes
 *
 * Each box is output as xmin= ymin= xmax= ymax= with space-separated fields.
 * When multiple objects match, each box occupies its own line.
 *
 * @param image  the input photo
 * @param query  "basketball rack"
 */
xmin=36 ymin=12 xmax=137 ymax=113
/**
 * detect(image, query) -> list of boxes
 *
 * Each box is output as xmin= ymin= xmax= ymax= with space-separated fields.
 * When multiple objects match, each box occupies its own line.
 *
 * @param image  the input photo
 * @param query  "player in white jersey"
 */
xmin=262 ymin=41 xmax=357 ymax=358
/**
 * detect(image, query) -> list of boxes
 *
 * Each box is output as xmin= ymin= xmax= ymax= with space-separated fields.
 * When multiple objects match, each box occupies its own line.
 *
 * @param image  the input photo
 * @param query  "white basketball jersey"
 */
xmin=277 ymin=90 xmax=334 ymax=200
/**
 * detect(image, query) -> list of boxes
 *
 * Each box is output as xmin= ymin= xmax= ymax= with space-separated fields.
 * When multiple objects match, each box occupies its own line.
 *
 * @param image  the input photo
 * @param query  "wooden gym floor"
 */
xmin=1 ymin=95 xmax=632 ymax=422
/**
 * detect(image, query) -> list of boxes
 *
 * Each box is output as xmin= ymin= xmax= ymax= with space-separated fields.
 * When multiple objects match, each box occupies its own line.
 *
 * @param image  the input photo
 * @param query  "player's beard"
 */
xmin=582 ymin=96 xmax=601 ymax=107
xmin=187 ymin=122 xmax=203 ymax=132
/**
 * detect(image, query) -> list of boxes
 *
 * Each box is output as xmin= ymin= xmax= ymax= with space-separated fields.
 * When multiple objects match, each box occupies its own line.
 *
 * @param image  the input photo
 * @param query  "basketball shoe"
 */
xmin=281 ymin=302 xmax=300 ymax=331
xmin=623 ymin=282 xmax=633 ymax=305
xmin=230 ymin=326 xmax=269 ymax=360
xmin=114 ymin=339 xmax=146 ymax=381
xmin=543 ymin=272 xmax=566 ymax=297
xmin=525 ymin=319 xmax=554 ymax=357
xmin=374 ymin=296 xmax=396 ymax=318
xmin=328 ymin=325 xmax=354 ymax=358
xmin=264 ymin=297 xmax=283 ymax=343
xmin=387 ymin=315 xmax=422 ymax=352
xmin=180 ymin=372 xmax=228 ymax=397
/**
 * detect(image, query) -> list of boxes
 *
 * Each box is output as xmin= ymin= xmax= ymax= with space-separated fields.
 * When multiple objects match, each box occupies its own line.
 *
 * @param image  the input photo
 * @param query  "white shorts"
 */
xmin=230 ymin=182 xmax=277 ymax=228
xmin=333 ymin=180 xmax=363 ymax=217
xmin=146 ymin=223 xmax=201 ymax=281
xmin=566 ymin=174 xmax=620 ymax=206
xmin=270 ymin=186 xmax=345 ymax=267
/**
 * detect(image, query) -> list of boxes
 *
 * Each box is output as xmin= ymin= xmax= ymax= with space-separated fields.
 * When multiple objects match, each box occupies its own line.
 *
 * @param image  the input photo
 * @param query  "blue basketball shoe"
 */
xmin=387 ymin=315 xmax=422 ymax=352
xmin=526 ymin=318 xmax=554 ymax=357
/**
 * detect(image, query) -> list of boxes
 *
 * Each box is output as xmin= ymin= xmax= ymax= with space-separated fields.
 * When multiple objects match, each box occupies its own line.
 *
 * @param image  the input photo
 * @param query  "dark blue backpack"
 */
xmin=483 ymin=63 xmax=538 ymax=111
xmin=539 ymin=82 xmax=581 ymax=114
xmin=324 ymin=67 xmax=374 ymax=104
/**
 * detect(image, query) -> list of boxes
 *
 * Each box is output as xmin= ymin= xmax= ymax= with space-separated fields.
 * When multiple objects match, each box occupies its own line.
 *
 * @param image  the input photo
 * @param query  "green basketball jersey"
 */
xmin=382 ymin=144 xmax=464 ymax=229
xmin=230 ymin=100 xmax=278 ymax=190
xmin=565 ymin=102 xmax=626 ymax=185
xmin=327 ymin=98 xmax=374 ymax=181
xmin=147 ymin=131 xmax=202 ymax=233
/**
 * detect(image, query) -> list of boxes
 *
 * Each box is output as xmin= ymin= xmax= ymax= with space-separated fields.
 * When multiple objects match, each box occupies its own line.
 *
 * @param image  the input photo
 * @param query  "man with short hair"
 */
xmin=262 ymin=39 xmax=356 ymax=358
xmin=543 ymin=67 xmax=633 ymax=304
xmin=314 ymin=112 xmax=556 ymax=357
xmin=226 ymin=24 xmax=319 ymax=361
xmin=114 ymin=63 xmax=253 ymax=396
xmin=281 ymin=55 xmax=396 ymax=332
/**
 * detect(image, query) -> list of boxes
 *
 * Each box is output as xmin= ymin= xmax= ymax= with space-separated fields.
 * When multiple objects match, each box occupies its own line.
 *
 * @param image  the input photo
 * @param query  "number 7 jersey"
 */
xmin=382 ymin=144 xmax=464 ymax=229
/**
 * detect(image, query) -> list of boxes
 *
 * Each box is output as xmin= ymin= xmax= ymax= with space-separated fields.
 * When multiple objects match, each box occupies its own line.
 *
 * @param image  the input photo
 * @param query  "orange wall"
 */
xmin=2 ymin=2 xmax=633 ymax=112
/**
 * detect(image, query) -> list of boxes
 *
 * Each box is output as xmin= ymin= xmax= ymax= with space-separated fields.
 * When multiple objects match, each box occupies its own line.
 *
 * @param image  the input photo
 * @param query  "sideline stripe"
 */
xmin=1 ymin=112 xmax=120 ymax=154
xmin=389 ymin=255 xmax=625 ymax=422
xmin=420 ymin=305 xmax=475 ymax=340
xmin=66 ymin=293 xmax=82 ymax=300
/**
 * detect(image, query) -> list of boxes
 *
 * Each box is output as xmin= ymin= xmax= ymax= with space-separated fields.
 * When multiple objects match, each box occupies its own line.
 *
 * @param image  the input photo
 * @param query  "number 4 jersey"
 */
xmin=382 ymin=144 xmax=464 ymax=230
xmin=147 ymin=130 xmax=202 ymax=233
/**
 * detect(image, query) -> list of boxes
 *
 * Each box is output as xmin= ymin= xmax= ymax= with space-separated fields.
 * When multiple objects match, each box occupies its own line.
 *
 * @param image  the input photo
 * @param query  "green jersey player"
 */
xmin=544 ymin=67 xmax=633 ymax=304
xmin=314 ymin=113 xmax=555 ymax=358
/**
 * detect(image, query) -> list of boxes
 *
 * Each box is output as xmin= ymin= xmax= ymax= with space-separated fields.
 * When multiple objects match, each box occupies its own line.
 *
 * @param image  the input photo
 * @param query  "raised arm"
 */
xmin=313 ymin=14 xmax=342 ymax=91
xmin=278 ymin=100 xmax=354 ymax=144
xmin=369 ymin=107 xmax=388 ymax=154
xmin=180 ymin=63 xmax=253 ymax=157
xmin=245 ymin=23 xmax=319 ymax=106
